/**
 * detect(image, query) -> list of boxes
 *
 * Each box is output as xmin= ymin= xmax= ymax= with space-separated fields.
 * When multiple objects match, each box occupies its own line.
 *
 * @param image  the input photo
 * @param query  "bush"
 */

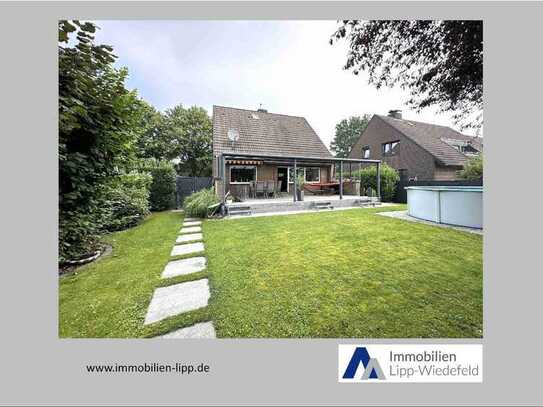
xmin=458 ymin=155 xmax=483 ymax=180
xmin=183 ymin=188 xmax=219 ymax=218
xmin=59 ymin=208 xmax=103 ymax=263
xmin=98 ymin=173 xmax=152 ymax=232
xmin=352 ymin=163 xmax=400 ymax=202
xmin=147 ymin=161 xmax=177 ymax=211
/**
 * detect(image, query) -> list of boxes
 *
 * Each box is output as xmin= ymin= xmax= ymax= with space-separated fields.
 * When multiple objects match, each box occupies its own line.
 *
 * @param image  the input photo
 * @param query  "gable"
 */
xmin=213 ymin=106 xmax=332 ymax=159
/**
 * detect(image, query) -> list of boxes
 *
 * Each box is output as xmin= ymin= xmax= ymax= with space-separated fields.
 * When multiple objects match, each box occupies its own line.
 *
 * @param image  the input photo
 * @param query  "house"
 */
xmin=348 ymin=110 xmax=483 ymax=181
xmin=212 ymin=105 xmax=335 ymax=199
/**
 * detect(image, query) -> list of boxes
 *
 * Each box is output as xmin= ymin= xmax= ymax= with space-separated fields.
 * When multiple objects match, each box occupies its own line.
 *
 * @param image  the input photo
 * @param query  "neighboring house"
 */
xmin=212 ymin=105 xmax=333 ymax=198
xmin=348 ymin=110 xmax=483 ymax=181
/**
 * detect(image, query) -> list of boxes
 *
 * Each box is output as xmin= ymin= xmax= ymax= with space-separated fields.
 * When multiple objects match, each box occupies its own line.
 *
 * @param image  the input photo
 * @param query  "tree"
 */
xmin=161 ymin=105 xmax=213 ymax=176
xmin=59 ymin=20 xmax=142 ymax=261
xmin=331 ymin=20 xmax=483 ymax=129
xmin=134 ymin=101 xmax=166 ymax=160
xmin=330 ymin=115 xmax=371 ymax=157
xmin=458 ymin=155 xmax=483 ymax=180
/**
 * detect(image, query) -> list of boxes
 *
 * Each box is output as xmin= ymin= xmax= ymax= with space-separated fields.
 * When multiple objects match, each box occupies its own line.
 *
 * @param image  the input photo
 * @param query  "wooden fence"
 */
xmin=175 ymin=176 xmax=213 ymax=208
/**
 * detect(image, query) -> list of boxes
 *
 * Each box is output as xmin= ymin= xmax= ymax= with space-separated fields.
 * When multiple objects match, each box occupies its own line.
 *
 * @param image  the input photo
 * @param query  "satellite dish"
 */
xmin=227 ymin=129 xmax=239 ymax=142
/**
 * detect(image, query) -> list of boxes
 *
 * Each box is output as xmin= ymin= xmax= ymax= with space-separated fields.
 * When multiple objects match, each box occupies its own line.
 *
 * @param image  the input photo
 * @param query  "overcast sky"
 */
xmin=93 ymin=20 xmax=478 ymax=149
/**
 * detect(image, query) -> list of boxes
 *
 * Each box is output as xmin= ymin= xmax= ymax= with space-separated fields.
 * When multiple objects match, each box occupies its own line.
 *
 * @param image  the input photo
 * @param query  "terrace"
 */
xmin=216 ymin=151 xmax=382 ymax=216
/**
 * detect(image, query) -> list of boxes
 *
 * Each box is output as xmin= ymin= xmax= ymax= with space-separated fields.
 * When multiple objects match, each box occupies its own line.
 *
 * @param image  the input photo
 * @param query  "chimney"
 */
xmin=257 ymin=103 xmax=268 ymax=113
xmin=388 ymin=109 xmax=402 ymax=119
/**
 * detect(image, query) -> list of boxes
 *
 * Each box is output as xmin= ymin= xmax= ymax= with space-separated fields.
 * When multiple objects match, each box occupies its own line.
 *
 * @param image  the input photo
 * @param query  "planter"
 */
xmin=343 ymin=180 xmax=360 ymax=195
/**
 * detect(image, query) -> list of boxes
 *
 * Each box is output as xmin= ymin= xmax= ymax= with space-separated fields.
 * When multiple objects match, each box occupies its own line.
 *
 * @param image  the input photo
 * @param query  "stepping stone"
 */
xmin=161 ymin=257 xmax=207 ymax=279
xmin=180 ymin=226 xmax=201 ymax=234
xmin=183 ymin=221 xmax=202 ymax=227
xmin=159 ymin=322 xmax=216 ymax=339
xmin=184 ymin=217 xmax=200 ymax=222
xmin=171 ymin=242 xmax=204 ymax=257
xmin=144 ymin=279 xmax=210 ymax=325
xmin=176 ymin=233 xmax=203 ymax=244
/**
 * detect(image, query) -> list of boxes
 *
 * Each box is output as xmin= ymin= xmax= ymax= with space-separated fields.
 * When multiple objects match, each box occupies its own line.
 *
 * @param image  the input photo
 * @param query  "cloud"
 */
xmin=93 ymin=20 xmax=479 ymax=148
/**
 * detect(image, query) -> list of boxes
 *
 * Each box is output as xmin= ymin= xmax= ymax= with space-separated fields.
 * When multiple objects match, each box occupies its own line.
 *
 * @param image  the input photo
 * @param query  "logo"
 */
xmin=338 ymin=344 xmax=483 ymax=383
xmin=342 ymin=346 xmax=386 ymax=381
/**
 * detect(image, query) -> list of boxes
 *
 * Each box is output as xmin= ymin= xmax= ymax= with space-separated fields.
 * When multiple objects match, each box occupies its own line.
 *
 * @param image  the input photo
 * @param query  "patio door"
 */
xmin=277 ymin=167 xmax=288 ymax=192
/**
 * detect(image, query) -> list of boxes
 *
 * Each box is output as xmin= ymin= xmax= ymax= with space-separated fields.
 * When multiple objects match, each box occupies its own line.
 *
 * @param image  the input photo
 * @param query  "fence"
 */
xmin=175 ymin=176 xmax=213 ymax=208
xmin=394 ymin=178 xmax=483 ymax=203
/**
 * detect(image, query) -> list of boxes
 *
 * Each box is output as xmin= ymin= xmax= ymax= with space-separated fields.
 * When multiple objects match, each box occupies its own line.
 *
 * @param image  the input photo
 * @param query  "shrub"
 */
xmin=59 ymin=208 xmax=103 ymax=263
xmin=98 ymin=173 xmax=152 ymax=232
xmin=458 ymin=155 xmax=483 ymax=180
xmin=352 ymin=163 xmax=400 ymax=202
xmin=147 ymin=161 xmax=177 ymax=211
xmin=183 ymin=188 xmax=219 ymax=218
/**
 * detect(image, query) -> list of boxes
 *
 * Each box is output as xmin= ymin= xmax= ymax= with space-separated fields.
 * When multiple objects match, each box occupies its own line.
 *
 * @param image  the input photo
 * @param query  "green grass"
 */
xmin=204 ymin=205 xmax=482 ymax=338
xmin=59 ymin=206 xmax=483 ymax=338
xmin=59 ymin=211 xmax=210 ymax=338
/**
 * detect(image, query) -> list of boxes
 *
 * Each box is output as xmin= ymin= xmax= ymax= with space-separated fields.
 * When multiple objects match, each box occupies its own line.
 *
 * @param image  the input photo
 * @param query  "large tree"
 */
xmin=59 ymin=20 xmax=142 ymax=260
xmin=331 ymin=20 xmax=483 ymax=129
xmin=161 ymin=105 xmax=213 ymax=176
xmin=330 ymin=115 xmax=371 ymax=158
xmin=134 ymin=100 xmax=166 ymax=160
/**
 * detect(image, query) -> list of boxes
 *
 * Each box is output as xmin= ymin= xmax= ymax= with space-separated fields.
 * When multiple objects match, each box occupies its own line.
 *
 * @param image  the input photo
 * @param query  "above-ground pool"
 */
xmin=405 ymin=186 xmax=483 ymax=229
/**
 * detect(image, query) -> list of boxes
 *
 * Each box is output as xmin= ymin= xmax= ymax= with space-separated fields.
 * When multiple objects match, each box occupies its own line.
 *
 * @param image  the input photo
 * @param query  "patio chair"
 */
xmin=255 ymin=181 xmax=265 ymax=198
xmin=266 ymin=180 xmax=275 ymax=198
xmin=275 ymin=180 xmax=282 ymax=198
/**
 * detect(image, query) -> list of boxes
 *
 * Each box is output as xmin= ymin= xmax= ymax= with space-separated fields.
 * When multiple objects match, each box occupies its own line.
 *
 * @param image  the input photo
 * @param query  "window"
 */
xmin=288 ymin=167 xmax=305 ymax=183
xmin=362 ymin=146 xmax=371 ymax=159
xmin=230 ymin=166 xmax=256 ymax=183
xmin=287 ymin=167 xmax=321 ymax=183
xmin=305 ymin=167 xmax=320 ymax=183
xmin=382 ymin=141 xmax=400 ymax=156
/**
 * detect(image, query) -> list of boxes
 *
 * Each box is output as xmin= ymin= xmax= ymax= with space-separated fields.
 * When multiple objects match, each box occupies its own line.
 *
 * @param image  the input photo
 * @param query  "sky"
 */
xmin=93 ymin=20 xmax=478 ymax=149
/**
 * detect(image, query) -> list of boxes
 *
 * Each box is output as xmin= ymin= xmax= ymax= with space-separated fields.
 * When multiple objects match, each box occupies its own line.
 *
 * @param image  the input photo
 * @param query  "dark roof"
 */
xmin=213 ymin=105 xmax=332 ymax=158
xmin=376 ymin=114 xmax=483 ymax=167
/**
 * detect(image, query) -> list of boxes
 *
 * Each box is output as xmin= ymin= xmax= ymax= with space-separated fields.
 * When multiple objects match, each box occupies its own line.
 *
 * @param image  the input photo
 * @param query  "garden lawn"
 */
xmin=204 ymin=206 xmax=482 ymax=338
xmin=59 ymin=211 xmax=210 ymax=338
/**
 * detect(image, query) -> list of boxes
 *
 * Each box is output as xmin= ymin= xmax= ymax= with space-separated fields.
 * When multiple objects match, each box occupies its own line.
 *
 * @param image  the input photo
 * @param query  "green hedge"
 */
xmin=353 ymin=163 xmax=400 ymax=202
xmin=147 ymin=161 xmax=177 ymax=211
xmin=59 ymin=208 xmax=103 ymax=262
xmin=458 ymin=155 xmax=483 ymax=180
xmin=99 ymin=173 xmax=152 ymax=232
xmin=183 ymin=188 xmax=219 ymax=218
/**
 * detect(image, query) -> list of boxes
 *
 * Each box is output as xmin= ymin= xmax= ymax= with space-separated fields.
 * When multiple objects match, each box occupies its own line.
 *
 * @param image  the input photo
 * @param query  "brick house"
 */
xmin=348 ymin=110 xmax=483 ymax=181
xmin=212 ymin=105 xmax=334 ymax=199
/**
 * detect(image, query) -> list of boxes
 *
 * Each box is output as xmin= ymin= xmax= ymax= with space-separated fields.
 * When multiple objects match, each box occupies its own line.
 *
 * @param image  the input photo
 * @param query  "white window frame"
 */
xmin=287 ymin=167 xmax=321 ymax=184
xmin=229 ymin=165 xmax=257 ymax=184
xmin=288 ymin=167 xmax=305 ymax=184
xmin=304 ymin=167 xmax=321 ymax=183
xmin=362 ymin=146 xmax=371 ymax=159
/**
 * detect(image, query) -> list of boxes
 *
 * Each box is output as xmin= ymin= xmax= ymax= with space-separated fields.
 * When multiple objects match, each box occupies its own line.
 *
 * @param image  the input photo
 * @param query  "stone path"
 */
xmin=170 ymin=242 xmax=204 ymax=257
xmin=176 ymin=233 xmax=203 ymax=244
xmin=159 ymin=321 xmax=216 ymax=339
xmin=180 ymin=226 xmax=201 ymax=234
xmin=161 ymin=257 xmax=206 ymax=279
xmin=143 ymin=216 xmax=216 ymax=338
xmin=144 ymin=279 xmax=210 ymax=325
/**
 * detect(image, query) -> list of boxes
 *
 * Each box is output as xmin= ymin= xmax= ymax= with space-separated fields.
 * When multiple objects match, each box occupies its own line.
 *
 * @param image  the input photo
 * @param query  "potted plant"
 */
xmin=296 ymin=173 xmax=305 ymax=201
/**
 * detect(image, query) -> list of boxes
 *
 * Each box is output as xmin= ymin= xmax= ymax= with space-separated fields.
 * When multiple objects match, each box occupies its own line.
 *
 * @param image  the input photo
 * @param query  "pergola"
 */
xmin=218 ymin=151 xmax=382 ymax=203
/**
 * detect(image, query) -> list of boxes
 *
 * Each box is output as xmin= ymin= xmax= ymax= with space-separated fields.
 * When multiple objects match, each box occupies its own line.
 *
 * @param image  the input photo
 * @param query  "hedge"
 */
xmin=98 ymin=172 xmax=152 ymax=232
xmin=148 ymin=161 xmax=177 ymax=211
xmin=352 ymin=163 xmax=400 ymax=202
